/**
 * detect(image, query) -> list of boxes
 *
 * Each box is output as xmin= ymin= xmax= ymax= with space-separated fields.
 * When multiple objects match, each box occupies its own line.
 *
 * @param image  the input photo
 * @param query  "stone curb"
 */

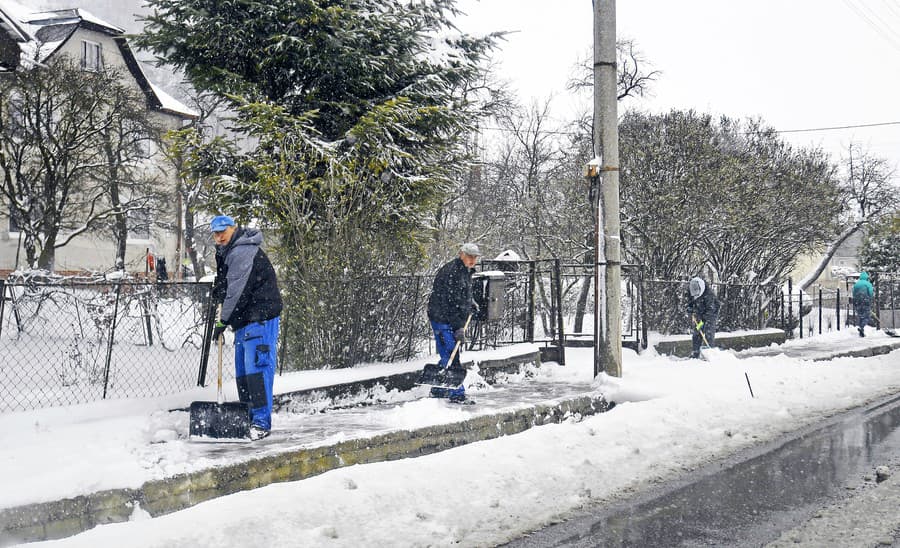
xmin=654 ymin=331 xmax=787 ymax=357
xmin=273 ymin=351 xmax=541 ymax=413
xmin=0 ymin=393 xmax=609 ymax=545
xmin=811 ymin=340 xmax=900 ymax=361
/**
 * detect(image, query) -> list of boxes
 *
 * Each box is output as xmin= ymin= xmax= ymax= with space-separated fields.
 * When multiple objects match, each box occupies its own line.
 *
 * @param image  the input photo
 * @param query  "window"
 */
xmin=81 ymin=40 xmax=102 ymax=71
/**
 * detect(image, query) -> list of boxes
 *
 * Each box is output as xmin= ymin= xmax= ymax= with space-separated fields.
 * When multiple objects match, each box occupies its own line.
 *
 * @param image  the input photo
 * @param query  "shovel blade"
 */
xmin=416 ymin=363 xmax=466 ymax=388
xmin=189 ymin=401 xmax=252 ymax=439
xmin=416 ymin=363 xmax=443 ymax=385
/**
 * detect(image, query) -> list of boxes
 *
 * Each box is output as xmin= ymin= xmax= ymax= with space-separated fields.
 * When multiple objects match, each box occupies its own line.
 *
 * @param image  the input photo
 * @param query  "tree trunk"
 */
xmin=183 ymin=205 xmax=205 ymax=278
xmin=106 ymin=152 xmax=127 ymax=271
xmin=573 ymin=273 xmax=592 ymax=333
xmin=798 ymin=223 xmax=864 ymax=291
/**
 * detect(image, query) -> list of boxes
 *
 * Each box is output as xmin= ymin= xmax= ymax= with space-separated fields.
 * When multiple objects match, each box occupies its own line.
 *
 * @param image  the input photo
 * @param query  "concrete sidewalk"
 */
xmin=3 ymin=331 xmax=900 ymax=545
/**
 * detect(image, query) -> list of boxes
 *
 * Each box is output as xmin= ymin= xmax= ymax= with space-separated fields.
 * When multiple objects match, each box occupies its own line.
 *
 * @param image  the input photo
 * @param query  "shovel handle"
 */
xmin=447 ymin=313 xmax=473 ymax=367
xmin=216 ymin=305 xmax=224 ymax=405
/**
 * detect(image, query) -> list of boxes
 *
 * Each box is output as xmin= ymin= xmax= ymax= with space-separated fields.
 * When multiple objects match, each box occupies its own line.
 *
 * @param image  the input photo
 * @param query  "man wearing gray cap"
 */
xmin=426 ymin=242 xmax=482 ymax=402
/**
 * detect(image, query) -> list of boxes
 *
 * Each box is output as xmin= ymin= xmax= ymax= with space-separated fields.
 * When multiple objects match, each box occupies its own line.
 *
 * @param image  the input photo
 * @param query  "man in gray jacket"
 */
xmin=211 ymin=215 xmax=282 ymax=440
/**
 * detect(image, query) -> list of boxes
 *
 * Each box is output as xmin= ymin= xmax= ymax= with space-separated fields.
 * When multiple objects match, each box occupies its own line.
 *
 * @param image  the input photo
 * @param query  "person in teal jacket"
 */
xmin=852 ymin=271 xmax=875 ymax=337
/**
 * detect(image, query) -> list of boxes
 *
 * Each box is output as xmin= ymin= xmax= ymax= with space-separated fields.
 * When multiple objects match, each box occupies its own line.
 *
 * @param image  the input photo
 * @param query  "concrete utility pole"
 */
xmin=592 ymin=0 xmax=622 ymax=378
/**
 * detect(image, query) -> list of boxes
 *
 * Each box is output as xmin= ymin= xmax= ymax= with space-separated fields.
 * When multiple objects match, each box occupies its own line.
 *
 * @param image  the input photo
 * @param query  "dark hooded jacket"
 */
xmin=685 ymin=282 xmax=719 ymax=323
xmin=427 ymin=257 xmax=474 ymax=330
xmin=212 ymin=227 xmax=282 ymax=330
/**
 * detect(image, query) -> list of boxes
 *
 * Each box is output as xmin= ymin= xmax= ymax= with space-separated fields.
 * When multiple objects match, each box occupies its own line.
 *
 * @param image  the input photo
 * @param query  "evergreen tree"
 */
xmin=136 ymin=0 xmax=502 ymax=368
xmin=861 ymin=214 xmax=900 ymax=272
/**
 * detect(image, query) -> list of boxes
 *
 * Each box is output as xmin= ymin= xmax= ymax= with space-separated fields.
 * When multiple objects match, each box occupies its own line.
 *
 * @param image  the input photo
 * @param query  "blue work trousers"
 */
xmin=234 ymin=316 xmax=280 ymax=430
xmin=430 ymin=320 xmax=465 ymax=398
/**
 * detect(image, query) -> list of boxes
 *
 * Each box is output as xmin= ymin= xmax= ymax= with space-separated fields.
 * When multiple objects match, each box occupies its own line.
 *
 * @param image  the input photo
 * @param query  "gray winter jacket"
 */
xmin=212 ymin=228 xmax=282 ymax=330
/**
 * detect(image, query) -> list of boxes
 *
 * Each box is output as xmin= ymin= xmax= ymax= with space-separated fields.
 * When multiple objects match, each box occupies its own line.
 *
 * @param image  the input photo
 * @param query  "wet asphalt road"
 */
xmin=503 ymin=392 xmax=900 ymax=547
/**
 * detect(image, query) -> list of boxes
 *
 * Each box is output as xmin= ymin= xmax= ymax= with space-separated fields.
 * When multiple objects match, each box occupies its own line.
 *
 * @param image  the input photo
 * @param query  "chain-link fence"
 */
xmin=9 ymin=267 xmax=888 ymax=414
xmin=279 ymin=275 xmax=434 ymax=371
xmin=0 ymin=279 xmax=222 ymax=413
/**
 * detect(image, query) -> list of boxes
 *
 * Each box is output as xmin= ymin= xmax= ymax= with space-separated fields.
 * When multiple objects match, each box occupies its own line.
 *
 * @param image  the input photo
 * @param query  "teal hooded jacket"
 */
xmin=852 ymin=272 xmax=874 ymax=304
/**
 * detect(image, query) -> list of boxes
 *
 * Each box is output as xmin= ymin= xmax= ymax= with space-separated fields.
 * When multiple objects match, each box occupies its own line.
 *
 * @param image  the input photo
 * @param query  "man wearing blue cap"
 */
xmin=210 ymin=215 xmax=282 ymax=440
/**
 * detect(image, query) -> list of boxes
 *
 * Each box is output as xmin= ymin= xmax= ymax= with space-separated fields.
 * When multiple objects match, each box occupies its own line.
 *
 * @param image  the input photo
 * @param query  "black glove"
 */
xmin=212 ymin=321 xmax=227 ymax=340
xmin=453 ymin=328 xmax=466 ymax=345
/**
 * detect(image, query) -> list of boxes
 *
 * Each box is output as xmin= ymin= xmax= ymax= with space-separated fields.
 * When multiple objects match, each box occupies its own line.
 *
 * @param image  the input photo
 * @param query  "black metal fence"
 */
xmin=873 ymin=273 xmax=900 ymax=330
xmin=644 ymin=279 xmax=784 ymax=335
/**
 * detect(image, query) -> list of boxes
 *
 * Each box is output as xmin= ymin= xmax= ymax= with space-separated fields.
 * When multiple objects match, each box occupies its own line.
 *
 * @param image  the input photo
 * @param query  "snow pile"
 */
xmin=8 ymin=330 xmax=900 ymax=547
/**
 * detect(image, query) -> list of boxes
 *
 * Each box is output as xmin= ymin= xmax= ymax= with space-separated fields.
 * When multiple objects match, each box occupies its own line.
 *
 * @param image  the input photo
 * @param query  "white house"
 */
xmin=0 ymin=0 xmax=197 ymax=276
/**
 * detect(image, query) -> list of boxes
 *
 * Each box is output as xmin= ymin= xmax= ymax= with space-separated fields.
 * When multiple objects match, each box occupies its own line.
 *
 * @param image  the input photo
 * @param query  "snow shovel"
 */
xmin=189 ymin=316 xmax=251 ymax=440
xmin=693 ymin=317 xmax=713 ymax=359
xmin=417 ymin=314 xmax=472 ymax=388
xmin=869 ymin=314 xmax=899 ymax=337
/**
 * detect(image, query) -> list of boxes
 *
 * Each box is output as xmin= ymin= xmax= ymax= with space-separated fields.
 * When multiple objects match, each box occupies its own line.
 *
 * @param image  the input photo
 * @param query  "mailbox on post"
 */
xmin=473 ymin=271 xmax=506 ymax=322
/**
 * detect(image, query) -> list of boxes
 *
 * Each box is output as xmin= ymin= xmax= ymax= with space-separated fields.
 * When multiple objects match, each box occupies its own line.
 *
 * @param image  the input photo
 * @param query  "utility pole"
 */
xmin=592 ymin=0 xmax=622 ymax=378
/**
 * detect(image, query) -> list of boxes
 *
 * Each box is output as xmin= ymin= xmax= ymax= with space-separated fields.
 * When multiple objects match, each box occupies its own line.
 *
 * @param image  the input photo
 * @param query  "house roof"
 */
xmin=0 ymin=1 xmax=29 ymax=43
xmin=0 ymin=0 xmax=197 ymax=120
xmin=115 ymin=36 xmax=199 ymax=120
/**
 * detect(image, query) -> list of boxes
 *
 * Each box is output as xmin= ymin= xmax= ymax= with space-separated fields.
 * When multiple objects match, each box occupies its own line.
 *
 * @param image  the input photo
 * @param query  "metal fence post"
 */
xmin=197 ymin=282 xmax=216 ymax=386
xmin=798 ymin=286 xmax=803 ymax=339
xmin=406 ymin=276 xmax=422 ymax=360
xmin=553 ymin=259 xmax=566 ymax=365
xmin=102 ymin=283 xmax=123 ymax=399
xmin=891 ymin=277 xmax=896 ymax=330
xmin=142 ymin=291 xmax=154 ymax=346
xmin=836 ymin=288 xmax=841 ymax=330
xmin=639 ymin=267 xmax=648 ymax=348
xmin=0 ymin=280 xmax=5 ymax=342
xmin=779 ymin=286 xmax=785 ymax=333
xmin=787 ymin=278 xmax=793 ymax=337
xmin=818 ymin=287 xmax=823 ymax=335
xmin=527 ymin=261 xmax=536 ymax=343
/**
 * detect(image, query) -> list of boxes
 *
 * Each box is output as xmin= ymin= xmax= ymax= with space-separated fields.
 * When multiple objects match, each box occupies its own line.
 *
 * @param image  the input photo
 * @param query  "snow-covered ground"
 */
xmin=6 ymin=329 xmax=900 ymax=547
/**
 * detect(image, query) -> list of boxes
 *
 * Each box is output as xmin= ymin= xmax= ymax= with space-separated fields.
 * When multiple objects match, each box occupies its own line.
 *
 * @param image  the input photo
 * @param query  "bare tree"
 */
xmin=568 ymin=39 xmax=660 ymax=101
xmin=798 ymin=142 xmax=899 ymax=289
xmin=93 ymin=75 xmax=168 ymax=271
xmin=0 ymin=56 xmax=156 ymax=270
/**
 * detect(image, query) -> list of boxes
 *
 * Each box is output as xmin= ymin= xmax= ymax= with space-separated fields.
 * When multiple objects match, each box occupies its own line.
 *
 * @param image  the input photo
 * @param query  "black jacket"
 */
xmin=212 ymin=227 xmax=282 ymax=330
xmin=427 ymin=257 xmax=474 ymax=330
xmin=685 ymin=285 xmax=720 ymax=323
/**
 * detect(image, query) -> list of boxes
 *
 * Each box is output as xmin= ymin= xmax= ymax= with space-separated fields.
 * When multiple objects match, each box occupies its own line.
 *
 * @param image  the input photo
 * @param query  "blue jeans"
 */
xmin=430 ymin=320 xmax=464 ymax=398
xmin=234 ymin=317 xmax=280 ymax=430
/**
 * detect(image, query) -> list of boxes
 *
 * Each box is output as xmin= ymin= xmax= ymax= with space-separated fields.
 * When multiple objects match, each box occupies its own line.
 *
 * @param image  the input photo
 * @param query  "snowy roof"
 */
xmin=0 ymin=0 xmax=30 ymax=43
xmin=493 ymin=249 xmax=522 ymax=261
xmin=115 ymin=37 xmax=198 ymax=120
xmin=149 ymin=81 xmax=199 ymax=119
xmin=0 ymin=1 xmax=196 ymax=120
xmin=23 ymin=7 xmax=124 ymax=35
